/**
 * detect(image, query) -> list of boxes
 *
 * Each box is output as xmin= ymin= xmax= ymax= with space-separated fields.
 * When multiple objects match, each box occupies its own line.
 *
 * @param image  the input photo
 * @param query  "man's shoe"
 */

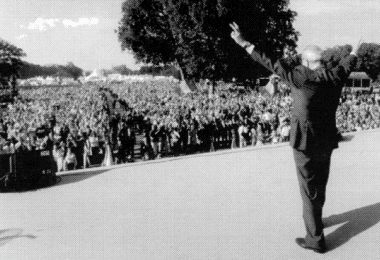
xmin=295 ymin=238 xmax=326 ymax=254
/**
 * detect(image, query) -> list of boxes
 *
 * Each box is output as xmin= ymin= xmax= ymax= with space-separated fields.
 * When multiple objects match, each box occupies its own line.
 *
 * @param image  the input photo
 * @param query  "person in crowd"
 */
xmin=83 ymin=134 xmax=92 ymax=168
xmin=52 ymin=123 xmax=62 ymax=142
xmin=0 ymin=134 xmax=6 ymax=151
xmin=53 ymin=142 xmax=65 ymax=172
xmin=88 ymin=131 xmax=100 ymax=157
xmin=66 ymin=133 xmax=77 ymax=150
xmin=179 ymin=120 xmax=189 ymax=153
xmin=150 ymin=121 xmax=160 ymax=158
xmin=124 ymin=124 xmax=136 ymax=162
xmin=0 ymin=121 xmax=6 ymax=139
xmin=1 ymin=140 xmax=13 ymax=154
xmin=113 ymin=137 xmax=125 ymax=164
xmin=157 ymin=121 xmax=167 ymax=158
xmin=230 ymin=115 xmax=239 ymax=149
xmin=169 ymin=122 xmax=181 ymax=156
xmin=75 ymin=132 xmax=85 ymax=169
xmin=188 ymin=121 xmax=198 ymax=154
xmin=280 ymin=118 xmax=291 ymax=142
xmin=64 ymin=146 xmax=77 ymax=171
xmin=250 ymin=123 xmax=257 ymax=146
xmin=102 ymin=136 xmax=114 ymax=166
xmin=238 ymin=119 xmax=251 ymax=148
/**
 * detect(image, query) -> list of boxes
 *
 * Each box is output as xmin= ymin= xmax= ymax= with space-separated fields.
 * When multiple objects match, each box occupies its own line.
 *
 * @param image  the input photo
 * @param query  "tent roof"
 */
xmin=348 ymin=72 xmax=370 ymax=80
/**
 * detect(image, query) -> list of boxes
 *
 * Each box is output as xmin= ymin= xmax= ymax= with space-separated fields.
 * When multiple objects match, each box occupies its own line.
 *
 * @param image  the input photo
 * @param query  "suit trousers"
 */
xmin=293 ymin=147 xmax=333 ymax=249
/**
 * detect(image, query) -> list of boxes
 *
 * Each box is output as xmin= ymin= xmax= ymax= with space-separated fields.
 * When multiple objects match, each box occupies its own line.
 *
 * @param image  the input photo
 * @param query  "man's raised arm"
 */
xmin=310 ymin=40 xmax=361 ymax=84
xmin=229 ymin=22 xmax=299 ymax=82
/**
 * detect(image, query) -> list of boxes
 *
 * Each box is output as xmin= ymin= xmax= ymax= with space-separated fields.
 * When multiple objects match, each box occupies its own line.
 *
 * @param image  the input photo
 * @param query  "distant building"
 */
xmin=345 ymin=72 xmax=371 ymax=88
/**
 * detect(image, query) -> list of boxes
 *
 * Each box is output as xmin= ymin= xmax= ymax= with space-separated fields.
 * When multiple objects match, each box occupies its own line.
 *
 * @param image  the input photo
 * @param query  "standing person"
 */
xmin=179 ymin=120 xmax=189 ymax=153
xmin=250 ymin=121 xmax=257 ymax=146
xmin=230 ymin=114 xmax=240 ymax=149
xmin=238 ymin=121 xmax=248 ymax=148
xmin=75 ymin=132 xmax=85 ymax=169
xmin=113 ymin=137 xmax=125 ymax=164
xmin=150 ymin=121 xmax=160 ymax=159
xmin=64 ymin=146 xmax=77 ymax=171
xmin=187 ymin=121 xmax=199 ymax=154
xmin=88 ymin=132 xmax=100 ymax=158
xmin=156 ymin=122 xmax=166 ymax=158
xmin=53 ymin=142 xmax=65 ymax=172
xmin=83 ymin=134 xmax=92 ymax=168
xmin=230 ymin=22 xmax=360 ymax=253
xmin=125 ymin=125 xmax=136 ymax=162
xmin=101 ymin=136 xmax=114 ymax=166
xmin=280 ymin=118 xmax=291 ymax=142
xmin=142 ymin=117 xmax=152 ymax=160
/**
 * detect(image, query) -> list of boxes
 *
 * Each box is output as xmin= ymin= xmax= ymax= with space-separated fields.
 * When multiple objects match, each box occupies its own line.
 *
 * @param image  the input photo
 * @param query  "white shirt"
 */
xmin=281 ymin=125 xmax=291 ymax=137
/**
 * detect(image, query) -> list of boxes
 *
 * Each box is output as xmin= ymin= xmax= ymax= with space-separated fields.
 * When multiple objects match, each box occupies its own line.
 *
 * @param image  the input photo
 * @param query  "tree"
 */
xmin=321 ymin=43 xmax=380 ymax=81
xmin=117 ymin=0 xmax=299 ymax=82
xmin=112 ymin=64 xmax=133 ymax=75
xmin=0 ymin=38 xmax=26 ymax=89
xmin=19 ymin=62 xmax=84 ymax=80
xmin=64 ymin=62 xmax=83 ymax=80
xmin=356 ymin=43 xmax=380 ymax=81
xmin=322 ymin=45 xmax=352 ymax=69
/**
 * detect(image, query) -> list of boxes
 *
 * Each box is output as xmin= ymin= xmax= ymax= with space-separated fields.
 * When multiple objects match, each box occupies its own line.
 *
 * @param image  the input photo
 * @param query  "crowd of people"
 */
xmin=0 ymin=79 xmax=379 ymax=172
xmin=337 ymin=91 xmax=380 ymax=132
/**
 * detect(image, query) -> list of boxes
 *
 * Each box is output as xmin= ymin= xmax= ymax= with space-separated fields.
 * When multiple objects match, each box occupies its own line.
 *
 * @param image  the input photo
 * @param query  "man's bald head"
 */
xmin=302 ymin=45 xmax=323 ymax=70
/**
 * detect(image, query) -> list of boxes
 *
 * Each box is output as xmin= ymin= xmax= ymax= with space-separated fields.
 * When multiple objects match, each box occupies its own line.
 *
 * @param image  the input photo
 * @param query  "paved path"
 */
xmin=1 ymin=130 xmax=380 ymax=259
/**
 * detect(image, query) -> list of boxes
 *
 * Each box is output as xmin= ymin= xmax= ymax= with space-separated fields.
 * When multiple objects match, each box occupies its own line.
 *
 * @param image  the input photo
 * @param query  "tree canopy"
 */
xmin=19 ymin=62 xmax=84 ymax=80
xmin=356 ymin=43 xmax=380 ymax=81
xmin=117 ymin=0 xmax=299 ymax=81
xmin=322 ymin=43 xmax=380 ymax=81
xmin=0 ymin=38 xmax=26 ymax=88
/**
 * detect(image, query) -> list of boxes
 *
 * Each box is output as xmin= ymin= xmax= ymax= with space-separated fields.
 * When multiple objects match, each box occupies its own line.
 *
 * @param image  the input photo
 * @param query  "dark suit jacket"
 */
xmin=249 ymin=51 xmax=357 ymax=150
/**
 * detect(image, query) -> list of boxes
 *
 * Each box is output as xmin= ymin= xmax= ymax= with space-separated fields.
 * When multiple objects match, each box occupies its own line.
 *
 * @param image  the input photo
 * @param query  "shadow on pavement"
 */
xmin=55 ymin=169 xmax=110 ymax=187
xmin=324 ymin=202 xmax=380 ymax=251
xmin=340 ymin=134 xmax=355 ymax=142
xmin=0 ymin=229 xmax=36 ymax=247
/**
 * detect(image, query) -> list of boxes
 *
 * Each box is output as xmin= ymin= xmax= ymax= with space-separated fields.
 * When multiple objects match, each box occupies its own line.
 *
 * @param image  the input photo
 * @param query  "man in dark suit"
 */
xmin=230 ymin=22 xmax=360 ymax=253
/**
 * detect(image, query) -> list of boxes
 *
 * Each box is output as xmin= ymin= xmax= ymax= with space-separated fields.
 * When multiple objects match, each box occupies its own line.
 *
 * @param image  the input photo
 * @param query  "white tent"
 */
xmin=85 ymin=69 xmax=106 ymax=82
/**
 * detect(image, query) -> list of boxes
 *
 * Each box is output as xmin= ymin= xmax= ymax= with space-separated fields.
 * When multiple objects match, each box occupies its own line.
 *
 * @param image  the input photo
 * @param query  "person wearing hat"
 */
xmin=230 ymin=22 xmax=360 ymax=253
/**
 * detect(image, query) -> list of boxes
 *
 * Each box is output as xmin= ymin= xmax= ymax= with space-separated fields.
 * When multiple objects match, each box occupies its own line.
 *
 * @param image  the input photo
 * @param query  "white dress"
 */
xmin=101 ymin=143 xmax=113 ymax=167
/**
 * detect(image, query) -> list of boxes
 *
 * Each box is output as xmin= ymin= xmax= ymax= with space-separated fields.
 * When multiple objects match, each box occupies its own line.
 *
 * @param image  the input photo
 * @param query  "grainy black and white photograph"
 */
xmin=1 ymin=0 xmax=380 ymax=259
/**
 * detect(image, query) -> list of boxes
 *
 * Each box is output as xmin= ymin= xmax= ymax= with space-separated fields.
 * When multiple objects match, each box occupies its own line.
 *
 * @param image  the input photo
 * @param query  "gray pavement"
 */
xmin=1 ymin=129 xmax=380 ymax=259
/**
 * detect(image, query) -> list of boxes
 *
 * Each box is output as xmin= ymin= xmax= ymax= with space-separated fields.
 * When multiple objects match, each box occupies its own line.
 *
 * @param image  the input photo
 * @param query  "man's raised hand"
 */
xmin=229 ymin=22 xmax=241 ymax=37
xmin=229 ymin=22 xmax=250 ymax=48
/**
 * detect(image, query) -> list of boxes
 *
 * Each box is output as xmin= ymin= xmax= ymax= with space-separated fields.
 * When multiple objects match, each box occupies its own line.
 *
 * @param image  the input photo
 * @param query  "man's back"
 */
xmin=248 ymin=51 xmax=357 ymax=150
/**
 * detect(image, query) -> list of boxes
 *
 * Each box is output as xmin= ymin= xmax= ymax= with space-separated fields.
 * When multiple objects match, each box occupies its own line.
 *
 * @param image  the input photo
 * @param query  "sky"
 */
xmin=0 ymin=0 xmax=138 ymax=71
xmin=290 ymin=0 xmax=380 ymax=50
xmin=1 ymin=0 xmax=380 ymax=71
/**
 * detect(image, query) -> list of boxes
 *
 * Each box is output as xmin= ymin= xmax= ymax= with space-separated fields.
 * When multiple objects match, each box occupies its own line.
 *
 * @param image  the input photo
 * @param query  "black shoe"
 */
xmin=295 ymin=238 xmax=326 ymax=254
